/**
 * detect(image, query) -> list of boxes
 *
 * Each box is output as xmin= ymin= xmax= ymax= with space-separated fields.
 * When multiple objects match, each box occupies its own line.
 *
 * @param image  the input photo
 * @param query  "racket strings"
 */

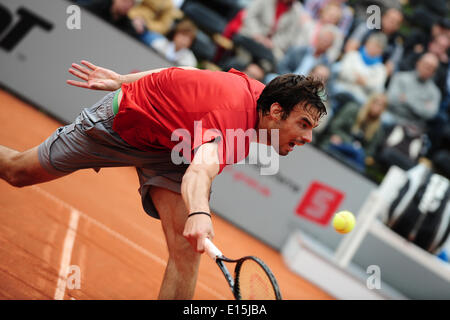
xmin=236 ymin=259 xmax=278 ymax=300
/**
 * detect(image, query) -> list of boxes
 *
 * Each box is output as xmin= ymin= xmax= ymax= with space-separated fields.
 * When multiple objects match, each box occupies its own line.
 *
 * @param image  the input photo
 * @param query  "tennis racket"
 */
xmin=204 ymin=238 xmax=282 ymax=300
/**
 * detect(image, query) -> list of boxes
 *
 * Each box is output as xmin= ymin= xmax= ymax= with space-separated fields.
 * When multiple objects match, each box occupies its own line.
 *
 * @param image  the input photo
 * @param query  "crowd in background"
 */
xmin=73 ymin=0 xmax=450 ymax=182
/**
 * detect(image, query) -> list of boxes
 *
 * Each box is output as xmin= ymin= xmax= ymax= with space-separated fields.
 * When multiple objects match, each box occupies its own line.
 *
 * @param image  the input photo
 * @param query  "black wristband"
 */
xmin=188 ymin=212 xmax=211 ymax=218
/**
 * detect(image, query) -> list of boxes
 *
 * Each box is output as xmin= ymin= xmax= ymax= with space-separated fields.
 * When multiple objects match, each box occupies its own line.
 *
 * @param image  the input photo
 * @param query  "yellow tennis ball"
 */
xmin=332 ymin=211 xmax=356 ymax=234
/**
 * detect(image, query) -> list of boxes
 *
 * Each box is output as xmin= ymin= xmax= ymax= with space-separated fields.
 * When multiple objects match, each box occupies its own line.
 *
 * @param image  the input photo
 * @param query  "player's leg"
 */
xmin=0 ymin=145 xmax=64 ymax=187
xmin=149 ymin=186 xmax=201 ymax=299
xmin=0 ymin=90 xmax=121 ymax=188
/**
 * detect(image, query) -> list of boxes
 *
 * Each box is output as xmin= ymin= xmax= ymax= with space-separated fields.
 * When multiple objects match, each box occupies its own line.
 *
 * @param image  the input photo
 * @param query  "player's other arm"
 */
xmin=181 ymin=142 xmax=220 ymax=253
xmin=67 ymin=60 xmax=197 ymax=91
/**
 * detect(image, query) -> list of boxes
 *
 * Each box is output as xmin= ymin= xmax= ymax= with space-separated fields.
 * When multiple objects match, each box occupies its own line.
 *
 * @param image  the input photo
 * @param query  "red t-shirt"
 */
xmin=112 ymin=67 xmax=265 ymax=174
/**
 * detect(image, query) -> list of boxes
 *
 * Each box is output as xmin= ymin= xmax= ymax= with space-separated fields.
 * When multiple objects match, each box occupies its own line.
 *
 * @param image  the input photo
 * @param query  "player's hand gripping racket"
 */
xmin=204 ymin=238 xmax=282 ymax=300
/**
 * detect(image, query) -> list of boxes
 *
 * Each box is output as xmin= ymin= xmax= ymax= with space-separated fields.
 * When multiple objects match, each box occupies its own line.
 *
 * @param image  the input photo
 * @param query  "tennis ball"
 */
xmin=332 ymin=211 xmax=356 ymax=234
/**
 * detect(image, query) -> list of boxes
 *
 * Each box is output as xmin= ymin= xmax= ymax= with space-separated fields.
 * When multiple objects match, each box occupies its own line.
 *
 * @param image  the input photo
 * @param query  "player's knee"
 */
xmin=6 ymin=168 xmax=31 ymax=188
xmin=4 ymin=158 xmax=31 ymax=188
xmin=168 ymin=236 xmax=200 ymax=265
xmin=4 ymin=149 xmax=47 ymax=188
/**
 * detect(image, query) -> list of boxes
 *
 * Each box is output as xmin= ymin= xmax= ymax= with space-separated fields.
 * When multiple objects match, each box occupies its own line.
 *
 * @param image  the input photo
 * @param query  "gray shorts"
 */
xmin=38 ymin=90 xmax=189 ymax=219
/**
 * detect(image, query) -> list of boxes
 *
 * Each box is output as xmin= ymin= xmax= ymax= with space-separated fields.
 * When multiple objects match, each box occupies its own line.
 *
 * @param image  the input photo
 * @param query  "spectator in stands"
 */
xmin=309 ymin=64 xmax=333 ymax=135
xmin=81 ymin=0 xmax=139 ymax=38
xmin=295 ymin=1 xmax=344 ymax=62
xmin=400 ymin=33 xmax=450 ymax=97
xmin=401 ymin=18 xmax=450 ymax=101
xmin=182 ymin=0 xmax=245 ymax=21
xmin=145 ymin=19 xmax=198 ymax=67
xmin=405 ymin=0 xmax=449 ymax=34
xmin=178 ymin=1 xmax=232 ymax=64
xmin=402 ymin=17 xmax=450 ymax=59
xmin=319 ymin=93 xmax=388 ymax=172
xmin=232 ymin=0 xmax=304 ymax=72
xmin=383 ymin=53 xmax=441 ymax=130
xmin=212 ymin=5 xmax=252 ymax=67
xmin=426 ymin=63 xmax=450 ymax=158
xmin=427 ymin=34 xmax=449 ymax=66
xmin=429 ymin=125 xmax=450 ymax=179
xmin=303 ymin=0 xmax=354 ymax=37
xmin=344 ymin=7 xmax=404 ymax=77
xmin=309 ymin=63 xmax=331 ymax=84
xmin=333 ymin=32 xmax=387 ymax=105
xmin=128 ymin=0 xmax=181 ymax=36
xmin=242 ymin=63 xmax=266 ymax=82
xmin=264 ymin=25 xmax=335 ymax=83
xmin=401 ymin=33 xmax=450 ymax=70
xmin=310 ymin=63 xmax=332 ymax=128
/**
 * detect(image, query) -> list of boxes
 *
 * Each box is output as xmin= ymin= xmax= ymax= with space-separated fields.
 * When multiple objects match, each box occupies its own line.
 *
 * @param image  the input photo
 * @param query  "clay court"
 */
xmin=0 ymin=89 xmax=333 ymax=300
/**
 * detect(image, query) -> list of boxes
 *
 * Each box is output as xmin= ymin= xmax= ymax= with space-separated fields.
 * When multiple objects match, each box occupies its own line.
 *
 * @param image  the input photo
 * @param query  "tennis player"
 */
xmin=0 ymin=61 xmax=326 ymax=299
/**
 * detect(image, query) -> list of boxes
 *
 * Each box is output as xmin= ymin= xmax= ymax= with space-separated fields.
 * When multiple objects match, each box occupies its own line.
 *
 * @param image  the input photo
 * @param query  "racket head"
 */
xmin=233 ymin=256 xmax=282 ymax=300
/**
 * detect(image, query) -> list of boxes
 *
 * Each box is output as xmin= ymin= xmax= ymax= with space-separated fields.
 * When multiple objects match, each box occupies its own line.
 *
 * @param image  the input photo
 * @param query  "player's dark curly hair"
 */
xmin=257 ymin=74 xmax=327 ymax=120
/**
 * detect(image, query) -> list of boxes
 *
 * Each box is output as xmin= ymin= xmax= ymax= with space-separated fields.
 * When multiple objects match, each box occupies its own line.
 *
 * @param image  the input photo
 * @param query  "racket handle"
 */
xmin=204 ymin=238 xmax=223 ymax=261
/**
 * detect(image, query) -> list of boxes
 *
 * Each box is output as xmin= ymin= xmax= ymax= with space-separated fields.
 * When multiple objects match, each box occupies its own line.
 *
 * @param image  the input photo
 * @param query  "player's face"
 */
xmin=271 ymin=103 xmax=320 ymax=156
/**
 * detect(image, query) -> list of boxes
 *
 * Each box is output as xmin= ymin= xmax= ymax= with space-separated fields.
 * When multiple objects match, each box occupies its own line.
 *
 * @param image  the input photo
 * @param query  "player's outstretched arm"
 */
xmin=181 ymin=142 xmax=220 ymax=253
xmin=67 ymin=60 xmax=123 ymax=91
xmin=67 ymin=60 xmax=197 ymax=91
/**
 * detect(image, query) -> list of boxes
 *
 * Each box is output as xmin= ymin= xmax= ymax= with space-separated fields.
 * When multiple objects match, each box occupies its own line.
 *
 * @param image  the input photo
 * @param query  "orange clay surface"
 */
xmin=0 ymin=89 xmax=333 ymax=300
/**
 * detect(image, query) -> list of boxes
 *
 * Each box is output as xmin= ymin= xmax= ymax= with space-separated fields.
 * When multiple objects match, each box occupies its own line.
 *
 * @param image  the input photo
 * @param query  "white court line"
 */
xmin=54 ymin=209 xmax=80 ymax=300
xmin=31 ymin=185 xmax=166 ymax=266
xmin=31 ymin=185 xmax=227 ymax=300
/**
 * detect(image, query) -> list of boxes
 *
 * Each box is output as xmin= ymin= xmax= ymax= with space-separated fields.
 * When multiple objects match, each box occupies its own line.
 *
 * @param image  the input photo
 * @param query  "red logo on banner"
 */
xmin=295 ymin=181 xmax=345 ymax=225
